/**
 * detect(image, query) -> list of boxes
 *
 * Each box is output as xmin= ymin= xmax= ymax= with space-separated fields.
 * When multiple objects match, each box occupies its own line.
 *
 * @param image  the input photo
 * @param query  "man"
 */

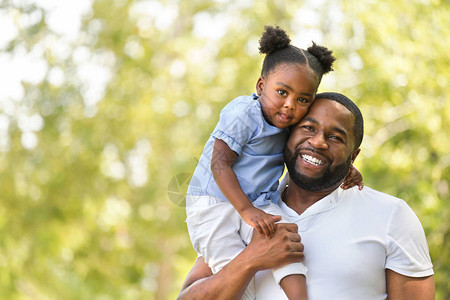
xmin=178 ymin=92 xmax=435 ymax=299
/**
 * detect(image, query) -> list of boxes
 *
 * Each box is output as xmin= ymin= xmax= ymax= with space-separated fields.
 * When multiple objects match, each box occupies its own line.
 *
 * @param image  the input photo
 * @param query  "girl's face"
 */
xmin=256 ymin=63 xmax=318 ymax=129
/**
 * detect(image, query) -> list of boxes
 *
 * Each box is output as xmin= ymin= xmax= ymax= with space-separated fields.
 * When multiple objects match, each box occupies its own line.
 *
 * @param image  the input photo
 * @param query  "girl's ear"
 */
xmin=256 ymin=76 xmax=265 ymax=96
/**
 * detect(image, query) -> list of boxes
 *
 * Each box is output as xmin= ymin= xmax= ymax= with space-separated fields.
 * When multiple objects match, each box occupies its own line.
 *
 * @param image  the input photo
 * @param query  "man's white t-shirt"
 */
xmin=254 ymin=186 xmax=434 ymax=300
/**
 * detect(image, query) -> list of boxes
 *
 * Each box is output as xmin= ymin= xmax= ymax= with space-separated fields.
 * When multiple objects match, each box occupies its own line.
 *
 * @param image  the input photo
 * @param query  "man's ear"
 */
xmin=256 ymin=76 xmax=265 ymax=96
xmin=351 ymin=148 xmax=361 ymax=163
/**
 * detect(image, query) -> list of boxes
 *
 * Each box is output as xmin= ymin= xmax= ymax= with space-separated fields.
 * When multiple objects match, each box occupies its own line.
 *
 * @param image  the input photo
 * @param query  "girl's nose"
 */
xmin=283 ymin=97 xmax=296 ymax=110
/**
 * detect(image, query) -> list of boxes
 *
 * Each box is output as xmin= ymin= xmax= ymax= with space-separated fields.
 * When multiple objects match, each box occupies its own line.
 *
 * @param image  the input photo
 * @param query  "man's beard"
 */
xmin=284 ymin=147 xmax=352 ymax=192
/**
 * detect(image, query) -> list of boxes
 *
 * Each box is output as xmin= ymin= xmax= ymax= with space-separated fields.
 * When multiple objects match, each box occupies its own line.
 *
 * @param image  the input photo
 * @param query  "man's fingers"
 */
xmin=286 ymin=231 xmax=301 ymax=242
xmin=277 ymin=222 xmax=298 ymax=233
xmin=290 ymin=238 xmax=304 ymax=251
xmin=286 ymin=251 xmax=305 ymax=264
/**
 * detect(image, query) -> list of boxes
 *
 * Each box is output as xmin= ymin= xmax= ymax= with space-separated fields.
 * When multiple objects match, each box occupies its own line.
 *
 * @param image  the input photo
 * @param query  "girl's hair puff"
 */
xmin=258 ymin=25 xmax=336 ymax=84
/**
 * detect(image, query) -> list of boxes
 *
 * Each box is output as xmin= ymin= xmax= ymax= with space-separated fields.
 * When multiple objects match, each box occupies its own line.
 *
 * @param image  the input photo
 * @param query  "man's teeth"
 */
xmin=301 ymin=154 xmax=324 ymax=166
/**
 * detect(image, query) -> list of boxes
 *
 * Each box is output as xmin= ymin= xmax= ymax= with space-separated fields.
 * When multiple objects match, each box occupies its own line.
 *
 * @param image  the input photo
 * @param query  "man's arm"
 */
xmin=177 ymin=252 xmax=256 ymax=300
xmin=386 ymin=269 xmax=435 ymax=300
xmin=177 ymin=223 xmax=304 ymax=300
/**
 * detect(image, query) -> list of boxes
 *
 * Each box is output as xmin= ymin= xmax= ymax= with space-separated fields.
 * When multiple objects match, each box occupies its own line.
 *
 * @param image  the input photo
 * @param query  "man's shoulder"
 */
xmin=340 ymin=186 xmax=424 ymax=235
xmin=342 ymin=186 xmax=406 ymax=210
xmin=357 ymin=186 xmax=402 ymax=201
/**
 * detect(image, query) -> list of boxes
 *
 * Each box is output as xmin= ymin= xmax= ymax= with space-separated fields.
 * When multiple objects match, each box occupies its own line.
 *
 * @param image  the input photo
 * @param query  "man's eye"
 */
xmin=330 ymin=135 xmax=343 ymax=142
xmin=302 ymin=125 xmax=314 ymax=131
xmin=277 ymin=90 xmax=287 ymax=96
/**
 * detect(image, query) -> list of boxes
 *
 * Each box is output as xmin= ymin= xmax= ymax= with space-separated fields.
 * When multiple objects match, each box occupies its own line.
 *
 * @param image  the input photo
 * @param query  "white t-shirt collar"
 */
xmin=280 ymin=187 xmax=342 ymax=222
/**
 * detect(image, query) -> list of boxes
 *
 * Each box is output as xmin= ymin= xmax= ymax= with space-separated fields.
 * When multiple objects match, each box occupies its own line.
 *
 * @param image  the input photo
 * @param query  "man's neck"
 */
xmin=283 ymin=179 xmax=341 ymax=215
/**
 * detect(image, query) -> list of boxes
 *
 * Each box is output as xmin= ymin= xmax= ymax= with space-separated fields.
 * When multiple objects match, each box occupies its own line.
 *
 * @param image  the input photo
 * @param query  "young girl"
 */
xmin=186 ymin=25 xmax=362 ymax=300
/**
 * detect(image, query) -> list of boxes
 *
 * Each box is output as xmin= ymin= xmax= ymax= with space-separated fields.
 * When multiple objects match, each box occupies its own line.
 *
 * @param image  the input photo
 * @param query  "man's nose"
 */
xmin=308 ymin=132 xmax=328 ymax=150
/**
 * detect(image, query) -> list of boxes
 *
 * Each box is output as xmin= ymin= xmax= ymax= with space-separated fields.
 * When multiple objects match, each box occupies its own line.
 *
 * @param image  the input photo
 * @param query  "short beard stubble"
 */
xmin=284 ymin=147 xmax=352 ymax=192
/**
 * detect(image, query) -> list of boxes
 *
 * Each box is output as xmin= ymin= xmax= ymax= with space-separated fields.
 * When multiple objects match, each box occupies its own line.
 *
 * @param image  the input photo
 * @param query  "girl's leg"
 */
xmin=187 ymin=196 xmax=257 ymax=299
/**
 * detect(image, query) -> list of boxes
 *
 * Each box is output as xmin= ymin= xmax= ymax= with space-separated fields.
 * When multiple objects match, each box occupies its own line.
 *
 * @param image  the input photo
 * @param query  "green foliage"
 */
xmin=1 ymin=0 xmax=448 ymax=299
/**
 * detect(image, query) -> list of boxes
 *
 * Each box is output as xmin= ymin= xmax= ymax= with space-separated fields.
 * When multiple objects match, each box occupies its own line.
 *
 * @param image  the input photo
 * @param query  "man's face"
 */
xmin=284 ymin=98 xmax=360 ymax=192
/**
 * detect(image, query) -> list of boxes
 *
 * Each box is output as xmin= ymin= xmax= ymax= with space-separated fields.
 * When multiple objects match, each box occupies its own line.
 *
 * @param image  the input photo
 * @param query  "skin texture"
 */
xmin=386 ymin=269 xmax=435 ymax=300
xmin=284 ymin=98 xmax=435 ymax=298
xmin=279 ymin=274 xmax=307 ymax=300
xmin=256 ymin=63 xmax=318 ymax=129
xmin=177 ymin=222 xmax=303 ymax=300
xmin=210 ymin=63 xmax=321 ymax=299
xmin=283 ymin=98 xmax=361 ymax=213
xmin=179 ymin=97 xmax=434 ymax=300
xmin=212 ymin=63 xmax=319 ymax=239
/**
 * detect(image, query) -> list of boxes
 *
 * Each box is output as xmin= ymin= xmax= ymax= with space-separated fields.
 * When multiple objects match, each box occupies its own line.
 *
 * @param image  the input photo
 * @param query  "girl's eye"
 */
xmin=298 ymin=98 xmax=308 ymax=103
xmin=277 ymin=90 xmax=287 ymax=96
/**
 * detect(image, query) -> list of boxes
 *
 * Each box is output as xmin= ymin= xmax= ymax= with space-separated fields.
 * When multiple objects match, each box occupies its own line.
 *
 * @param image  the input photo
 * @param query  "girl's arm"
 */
xmin=340 ymin=165 xmax=364 ymax=190
xmin=212 ymin=138 xmax=277 ymax=237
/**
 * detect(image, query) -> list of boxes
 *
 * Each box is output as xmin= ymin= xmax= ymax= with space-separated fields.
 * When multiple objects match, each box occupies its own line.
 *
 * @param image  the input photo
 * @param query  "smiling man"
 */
xmin=178 ymin=92 xmax=435 ymax=300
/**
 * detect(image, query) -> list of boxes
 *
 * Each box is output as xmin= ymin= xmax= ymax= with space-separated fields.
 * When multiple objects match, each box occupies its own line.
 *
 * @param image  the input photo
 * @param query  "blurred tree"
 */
xmin=0 ymin=0 xmax=448 ymax=299
xmin=337 ymin=2 xmax=450 ymax=298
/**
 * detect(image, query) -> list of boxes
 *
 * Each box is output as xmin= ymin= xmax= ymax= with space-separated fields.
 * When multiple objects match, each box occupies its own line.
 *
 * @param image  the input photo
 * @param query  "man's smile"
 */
xmin=301 ymin=154 xmax=324 ymax=166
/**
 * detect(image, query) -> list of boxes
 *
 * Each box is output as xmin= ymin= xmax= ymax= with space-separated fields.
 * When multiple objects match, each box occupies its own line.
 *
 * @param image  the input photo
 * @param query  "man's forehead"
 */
xmin=307 ymin=98 xmax=353 ymax=121
xmin=311 ymin=97 xmax=346 ymax=112
xmin=297 ymin=98 xmax=355 ymax=136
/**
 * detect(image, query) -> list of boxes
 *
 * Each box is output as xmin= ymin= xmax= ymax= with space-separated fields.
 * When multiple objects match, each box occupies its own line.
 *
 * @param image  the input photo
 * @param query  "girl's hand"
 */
xmin=341 ymin=165 xmax=364 ymax=190
xmin=240 ymin=206 xmax=278 ymax=238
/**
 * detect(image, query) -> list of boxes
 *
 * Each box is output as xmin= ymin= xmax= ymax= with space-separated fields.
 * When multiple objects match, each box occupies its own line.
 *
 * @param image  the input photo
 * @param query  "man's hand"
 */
xmin=240 ymin=206 xmax=278 ymax=238
xmin=247 ymin=222 xmax=304 ymax=271
xmin=178 ymin=222 xmax=304 ymax=300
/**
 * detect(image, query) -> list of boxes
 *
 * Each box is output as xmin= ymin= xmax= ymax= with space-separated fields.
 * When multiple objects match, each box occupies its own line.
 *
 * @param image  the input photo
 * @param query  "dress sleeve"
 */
xmin=385 ymin=200 xmax=434 ymax=277
xmin=211 ymin=102 xmax=258 ymax=156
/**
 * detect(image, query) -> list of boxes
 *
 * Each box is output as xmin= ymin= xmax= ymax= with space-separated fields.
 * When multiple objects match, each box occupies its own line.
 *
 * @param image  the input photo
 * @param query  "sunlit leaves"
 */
xmin=1 ymin=0 xmax=448 ymax=298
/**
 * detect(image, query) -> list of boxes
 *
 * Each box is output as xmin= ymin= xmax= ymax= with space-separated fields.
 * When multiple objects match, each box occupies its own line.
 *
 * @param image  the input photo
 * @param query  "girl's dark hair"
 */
xmin=258 ymin=25 xmax=336 ymax=84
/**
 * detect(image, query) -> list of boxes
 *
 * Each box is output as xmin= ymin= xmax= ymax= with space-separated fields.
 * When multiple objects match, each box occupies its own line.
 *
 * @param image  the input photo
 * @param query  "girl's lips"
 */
xmin=278 ymin=113 xmax=291 ymax=122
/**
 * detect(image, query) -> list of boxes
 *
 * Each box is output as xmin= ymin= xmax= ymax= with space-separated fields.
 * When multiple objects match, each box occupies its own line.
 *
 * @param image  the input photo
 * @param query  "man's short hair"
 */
xmin=315 ymin=92 xmax=364 ymax=149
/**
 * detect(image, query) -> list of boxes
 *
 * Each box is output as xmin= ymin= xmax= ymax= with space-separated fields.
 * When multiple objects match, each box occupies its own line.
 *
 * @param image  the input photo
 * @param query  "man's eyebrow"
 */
xmin=332 ymin=126 xmax=347 ymax=137
xmin=300 ymin=117 xmax=319 ymax=125
xmin=276 ymin=82 xmax=314 ymax=97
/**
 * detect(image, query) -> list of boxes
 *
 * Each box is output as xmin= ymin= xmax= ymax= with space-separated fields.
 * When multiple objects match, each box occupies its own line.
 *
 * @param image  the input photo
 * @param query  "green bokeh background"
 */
xmin=1 ymin=0 xmax=448 ymax=299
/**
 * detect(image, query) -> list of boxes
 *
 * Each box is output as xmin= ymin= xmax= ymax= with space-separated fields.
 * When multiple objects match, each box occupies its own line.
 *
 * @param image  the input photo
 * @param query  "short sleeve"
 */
xmin=385 ymin=200 xmax=434 ymax=277
xmin=211 ymin=101 xmax=259 ymax=155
